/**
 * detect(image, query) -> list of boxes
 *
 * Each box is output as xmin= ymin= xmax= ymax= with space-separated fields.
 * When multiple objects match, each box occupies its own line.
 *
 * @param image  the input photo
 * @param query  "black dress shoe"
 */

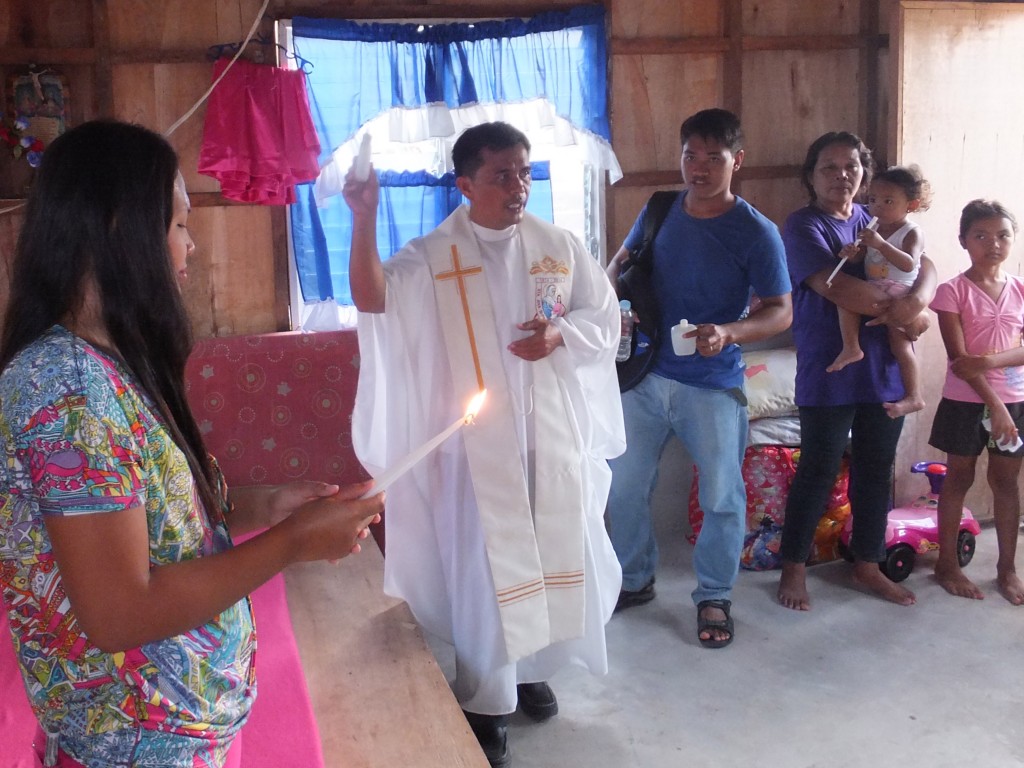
xmin=614 ymin=578 xmax=655 ymax=613
xmin=516 ymin=681 xmax=558 ymax=722
xmin=464 ymin=710 xmax=511 ymax=767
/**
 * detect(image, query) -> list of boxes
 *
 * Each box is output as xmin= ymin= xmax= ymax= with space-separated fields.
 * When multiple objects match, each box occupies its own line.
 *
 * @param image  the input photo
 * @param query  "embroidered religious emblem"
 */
xmin=435 ymin=244 xmax=485 ymax=390
xmin=530 ymin=255 xmax=571 ymax=320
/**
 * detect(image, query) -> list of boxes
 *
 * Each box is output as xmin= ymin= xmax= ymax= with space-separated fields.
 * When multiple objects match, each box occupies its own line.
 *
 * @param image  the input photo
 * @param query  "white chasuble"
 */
xmin=425 ymin=209 xmax=585 ymax=661
xmin=353 ymin=205 xmax=625 ymax=703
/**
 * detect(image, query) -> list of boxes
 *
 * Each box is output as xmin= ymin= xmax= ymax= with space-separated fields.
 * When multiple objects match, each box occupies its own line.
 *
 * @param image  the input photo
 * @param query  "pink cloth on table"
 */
xmin=1 ymin=608 xmax=39 ymax=768
xmin=199 ymin=57 xmax=321 ymax=206
xmin=2 ymin=574 xmax=322 ymax=768
xmin=239 ymin=567 xmax=326 ymax=768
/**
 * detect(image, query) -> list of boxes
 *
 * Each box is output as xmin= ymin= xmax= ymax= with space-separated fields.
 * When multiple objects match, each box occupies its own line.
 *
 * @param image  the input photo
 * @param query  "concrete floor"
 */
xmin=446 ymin=440 xmax=1024 ymax=768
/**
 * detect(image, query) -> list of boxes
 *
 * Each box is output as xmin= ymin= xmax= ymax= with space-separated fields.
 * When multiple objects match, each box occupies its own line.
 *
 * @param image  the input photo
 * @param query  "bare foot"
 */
xmin=826 ymin=348 xmax=864 ymax=373
xmin=934 ymin=561 xmax=984 ymax=600
xmin=997 ymin=571 xmax=1024 ymax=605
xmin=852 ymin=561 xmax=916 ymax=605
xmin=883 ymin=395 xmax=925 ymax=419
xmin=777 ymin=561 xmax=810 ymax=611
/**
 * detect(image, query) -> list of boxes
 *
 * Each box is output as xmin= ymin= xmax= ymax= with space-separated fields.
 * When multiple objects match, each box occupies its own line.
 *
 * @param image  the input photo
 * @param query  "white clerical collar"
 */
xmin=470 ymin=220 xmax=517 ymax=242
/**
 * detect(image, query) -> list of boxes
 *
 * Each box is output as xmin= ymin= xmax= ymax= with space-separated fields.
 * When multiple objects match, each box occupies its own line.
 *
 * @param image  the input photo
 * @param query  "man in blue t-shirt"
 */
xmin=605 ymin=108 xmax=792 ymax=648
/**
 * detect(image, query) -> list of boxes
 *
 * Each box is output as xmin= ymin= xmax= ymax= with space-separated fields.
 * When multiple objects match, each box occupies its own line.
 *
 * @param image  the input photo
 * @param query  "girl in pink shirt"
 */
xmin=928 ymin=199 xmax=1024 ymax=604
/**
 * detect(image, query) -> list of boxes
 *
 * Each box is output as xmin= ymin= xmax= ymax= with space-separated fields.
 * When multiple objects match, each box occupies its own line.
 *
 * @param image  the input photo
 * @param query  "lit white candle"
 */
xmin=826 ymin=216 xmax=878 ymax=287
xmin=360 ymin=390 xmax=487 ymax=499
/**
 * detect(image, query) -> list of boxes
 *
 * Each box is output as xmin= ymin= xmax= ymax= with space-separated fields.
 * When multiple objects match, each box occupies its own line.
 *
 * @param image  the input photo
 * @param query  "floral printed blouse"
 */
xmin=0 ymin=326 xmax=256 ymax=767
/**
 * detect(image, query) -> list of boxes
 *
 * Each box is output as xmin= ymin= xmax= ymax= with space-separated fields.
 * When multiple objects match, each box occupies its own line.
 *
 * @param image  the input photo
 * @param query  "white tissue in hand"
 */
xmin=353 ymin=134 xmax=372 ymax=181
xmin=982 ymin=416 xmax=1023 ymax=451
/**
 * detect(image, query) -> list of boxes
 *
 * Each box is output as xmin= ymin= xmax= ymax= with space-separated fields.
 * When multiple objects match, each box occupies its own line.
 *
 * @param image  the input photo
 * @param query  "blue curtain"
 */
xmin=289 ymin=6 xmax=606 ymax=304
xmin=291 ymin=165 xmax=553 ymax=306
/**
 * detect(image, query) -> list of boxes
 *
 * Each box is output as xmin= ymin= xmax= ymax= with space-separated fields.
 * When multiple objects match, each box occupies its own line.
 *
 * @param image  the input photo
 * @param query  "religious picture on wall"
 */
xmin=7 ymin=69 xmax=70 ymax=149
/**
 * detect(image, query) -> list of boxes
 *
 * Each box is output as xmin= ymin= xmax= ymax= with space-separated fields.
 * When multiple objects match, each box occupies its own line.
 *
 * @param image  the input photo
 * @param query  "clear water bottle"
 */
xmin=616 ymin=299 xmax=634 ymax=362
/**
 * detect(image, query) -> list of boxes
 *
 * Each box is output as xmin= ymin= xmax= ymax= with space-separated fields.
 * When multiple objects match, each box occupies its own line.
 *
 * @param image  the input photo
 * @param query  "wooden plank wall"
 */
xmin=0 ymin=0 xmax=893 ymax=339
xmin=23 ymin=0 xmax=1003 ymax=512
xmin=889 ymin=1 xmax=1024 ymax=516
xmin=607 ymin=0 xmax=892 ymax=251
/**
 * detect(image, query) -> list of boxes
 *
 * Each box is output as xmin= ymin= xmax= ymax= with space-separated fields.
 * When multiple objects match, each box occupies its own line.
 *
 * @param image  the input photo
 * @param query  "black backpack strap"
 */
xmin=631 ymin=190 xmax=677 ymax=268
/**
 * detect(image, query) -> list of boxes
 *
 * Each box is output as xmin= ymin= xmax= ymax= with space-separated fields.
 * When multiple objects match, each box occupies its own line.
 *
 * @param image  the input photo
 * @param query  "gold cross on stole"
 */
xmin=435 ymin=244 xmax=485 ymax=390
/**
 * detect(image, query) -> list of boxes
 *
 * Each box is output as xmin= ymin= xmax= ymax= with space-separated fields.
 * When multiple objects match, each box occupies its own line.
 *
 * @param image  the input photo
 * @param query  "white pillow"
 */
xmin=742 ymin=347 xmax=798 ymax=420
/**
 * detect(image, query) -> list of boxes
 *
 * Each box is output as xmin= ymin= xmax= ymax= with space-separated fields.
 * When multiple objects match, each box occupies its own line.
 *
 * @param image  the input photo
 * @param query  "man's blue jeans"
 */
xmin=607 ymin=373 xmax=747 ymax=605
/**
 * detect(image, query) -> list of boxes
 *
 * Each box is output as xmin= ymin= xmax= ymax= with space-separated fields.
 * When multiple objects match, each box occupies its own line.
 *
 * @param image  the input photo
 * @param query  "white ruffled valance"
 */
xmin=314 ymin=98 xmax=622 ymax=206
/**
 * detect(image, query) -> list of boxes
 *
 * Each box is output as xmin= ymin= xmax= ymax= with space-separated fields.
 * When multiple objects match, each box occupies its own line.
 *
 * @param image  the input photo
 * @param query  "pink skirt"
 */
xmin=199 ymin=57 xmax=321 ymax=205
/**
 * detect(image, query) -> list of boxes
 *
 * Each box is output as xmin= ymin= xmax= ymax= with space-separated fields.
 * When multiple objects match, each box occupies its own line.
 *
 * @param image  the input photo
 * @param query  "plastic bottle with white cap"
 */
xmin=616 ymin=300 xmax=635 ymax=362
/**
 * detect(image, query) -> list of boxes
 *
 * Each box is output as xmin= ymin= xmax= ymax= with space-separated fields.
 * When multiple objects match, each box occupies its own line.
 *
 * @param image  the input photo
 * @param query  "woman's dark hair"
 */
xmin=0 ymin=119 xmax=220 ymax=522
xmin=873 ymin=164 xmax=933 ymax=211
xmin=959 ymin=198 xmax=1019 ymax=239
xmin=800 ymin=131 xmax=874 ymax=203
xmin=452 ymin=121 xmax=531 ymax=179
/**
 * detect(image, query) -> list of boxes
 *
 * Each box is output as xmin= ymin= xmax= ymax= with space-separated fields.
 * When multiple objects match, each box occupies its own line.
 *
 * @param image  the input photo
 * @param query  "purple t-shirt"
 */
xmin=783 ymin=203 xmax=904 ymax=406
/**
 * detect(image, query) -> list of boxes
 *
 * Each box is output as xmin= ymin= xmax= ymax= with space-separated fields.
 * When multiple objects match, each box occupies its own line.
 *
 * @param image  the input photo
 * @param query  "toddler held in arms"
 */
xmin=828 ymin=165 xmax=932 ymax=418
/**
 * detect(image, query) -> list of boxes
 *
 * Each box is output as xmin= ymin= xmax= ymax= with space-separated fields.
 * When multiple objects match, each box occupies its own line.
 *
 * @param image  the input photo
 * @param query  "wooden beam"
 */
xmin=0 ymin=48 xmax=95 ymax=65
xmin=742 ymin=34 xmax=888 ymax=51
xmin=859 ymin=0 xmax=883 ymax=162
xmin=189 ymin=192 xmax=263 ymax=208
xmin=610 ymin=37 xmax=730 ymax=56
xmin=723 ymin=0 xmax=743 ymax=119
xmin=91 ymin=0 xmax=114 ymax=117
xmin=268 ymin=1 xmax=580 ymax=20
xmin=269 ymin=206 xmax=292 ymax=332
xmin=616 ymin=165 xmax=801 ymax=188
xmin=108 ymin=49 xmax=213 ymax=65
xmin=610 ymin=34 xmax=889 ymax=58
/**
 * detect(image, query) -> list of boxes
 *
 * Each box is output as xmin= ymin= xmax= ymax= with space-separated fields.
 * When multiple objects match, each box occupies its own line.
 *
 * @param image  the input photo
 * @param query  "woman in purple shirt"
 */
xmin=776 ymin=132 xmax=937 ymax=611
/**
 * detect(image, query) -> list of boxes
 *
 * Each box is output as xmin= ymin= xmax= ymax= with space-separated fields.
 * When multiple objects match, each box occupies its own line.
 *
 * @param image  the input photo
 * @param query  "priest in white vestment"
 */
xmin=343 ymin=122 xmax=624 ymax=768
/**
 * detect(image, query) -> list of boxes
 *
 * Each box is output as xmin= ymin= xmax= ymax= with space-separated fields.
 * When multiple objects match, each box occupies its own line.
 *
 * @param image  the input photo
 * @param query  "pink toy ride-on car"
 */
xmin=839 ymin=461 xmax=982 ymax=582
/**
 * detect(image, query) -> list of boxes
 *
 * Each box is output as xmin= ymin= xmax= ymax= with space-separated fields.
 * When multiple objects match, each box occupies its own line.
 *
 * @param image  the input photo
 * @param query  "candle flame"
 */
xmin=464 ymin=389 xmax=487 ymax=424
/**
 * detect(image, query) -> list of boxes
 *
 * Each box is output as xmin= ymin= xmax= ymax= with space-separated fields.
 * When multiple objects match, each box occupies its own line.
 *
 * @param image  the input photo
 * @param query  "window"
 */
xmin=279 ymin=8 xmax=620 ymax=330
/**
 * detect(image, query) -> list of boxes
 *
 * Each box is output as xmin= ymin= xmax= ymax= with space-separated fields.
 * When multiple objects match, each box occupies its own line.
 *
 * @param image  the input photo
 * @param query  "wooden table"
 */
xmin=283 ymin=544 xmax=489 ymax=768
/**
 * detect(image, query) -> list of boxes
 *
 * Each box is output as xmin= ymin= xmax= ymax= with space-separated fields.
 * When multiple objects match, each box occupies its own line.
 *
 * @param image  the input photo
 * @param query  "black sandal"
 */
xmin=697 ymin=599 xmax=734 ymax=649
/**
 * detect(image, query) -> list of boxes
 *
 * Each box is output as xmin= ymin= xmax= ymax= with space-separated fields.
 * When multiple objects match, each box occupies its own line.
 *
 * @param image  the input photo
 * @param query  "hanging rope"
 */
xmin=164 ymin=0 xmax=271 ymax=137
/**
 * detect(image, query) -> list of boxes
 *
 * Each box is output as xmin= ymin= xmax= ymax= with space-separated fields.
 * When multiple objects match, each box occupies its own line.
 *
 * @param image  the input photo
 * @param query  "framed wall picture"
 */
xmin=7 ymin=69 xmax=70 ymax=150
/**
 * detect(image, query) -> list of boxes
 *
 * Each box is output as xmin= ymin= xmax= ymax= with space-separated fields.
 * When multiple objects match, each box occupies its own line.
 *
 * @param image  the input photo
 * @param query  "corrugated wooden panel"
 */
xmin=0 ymin=205 xmax=23 ymax=324
xmin=0 ymin=0 xmax=92 ymax=47
xmin=611 ymin=53 xmax=723 ymax=173
xmin=106 ymin=0 xmax=259 ymax=49
xmin=738 ymin=177 xmax=804 ymax=231
xmin=741 ymin=49 xmax=863 ymax=166
xmin=742 ymin=0 xmax=863 ymax=35
xmin=611 ymin=0 xmax=721 ymax=38
xmin=110 ymin=62 xmax=213 ymax=192
xmin=182 ymin=205 xmax=279 ymax=338
xmin=607 ymin=184 xmax=678 ymax=256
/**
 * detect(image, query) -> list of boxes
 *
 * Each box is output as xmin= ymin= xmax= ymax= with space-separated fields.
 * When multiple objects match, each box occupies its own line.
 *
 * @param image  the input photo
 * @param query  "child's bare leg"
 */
xmin=883 ymin=328 xmax=925 ymax=418
xmin=827 ymin=307 xmax=865 ymax=372
xmin=988 ymin=454 xmax=1024 ymax=605
xmin=934 ymin=454 xmax=984 ymax=599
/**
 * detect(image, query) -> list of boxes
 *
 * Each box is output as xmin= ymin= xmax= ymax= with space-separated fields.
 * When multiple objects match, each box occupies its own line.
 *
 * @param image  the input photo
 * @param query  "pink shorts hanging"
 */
xmin=199 ymin=57 xmax=321 ymax=205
